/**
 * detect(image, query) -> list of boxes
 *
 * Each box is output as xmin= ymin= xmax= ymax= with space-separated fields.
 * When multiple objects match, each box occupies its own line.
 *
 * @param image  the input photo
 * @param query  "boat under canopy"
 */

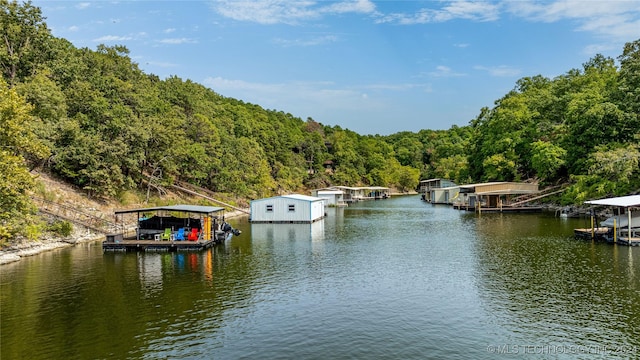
xmin=579 ymin=195 xmax=640 ymax=246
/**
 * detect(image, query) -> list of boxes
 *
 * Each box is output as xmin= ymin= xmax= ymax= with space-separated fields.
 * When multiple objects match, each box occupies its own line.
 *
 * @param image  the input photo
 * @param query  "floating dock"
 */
xmin=103 ymin=204 xmax=238 ymax=252
xmin=573 ymin=227 xmax=610 ymax=241
xmin=102 ymin=236 xmax=223 ymax=252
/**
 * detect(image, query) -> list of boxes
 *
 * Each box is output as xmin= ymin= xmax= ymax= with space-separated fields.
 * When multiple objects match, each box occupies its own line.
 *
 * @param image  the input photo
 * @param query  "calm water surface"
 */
xmin=1 ymin=195 xmax=639 ymax=359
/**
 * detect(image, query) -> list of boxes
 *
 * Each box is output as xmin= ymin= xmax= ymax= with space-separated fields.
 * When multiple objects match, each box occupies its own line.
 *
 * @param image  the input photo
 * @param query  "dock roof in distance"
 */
xmin=281 ymin=194 xmax=324 ymax=202
xmin=585 ymin=195 xmax=640 ymax=208
xmin=251 ymin=194 xmax=324 ymax=203
xmin=115 ymin=204 xmax=225 ymax=215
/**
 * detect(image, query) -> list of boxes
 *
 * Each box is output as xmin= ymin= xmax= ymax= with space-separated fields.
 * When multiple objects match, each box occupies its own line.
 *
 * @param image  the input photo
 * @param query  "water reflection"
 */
xmin=470 ymin=212 xmax=640 ymax=354
xmin=251 ymin=221 xmax=325 ymax=242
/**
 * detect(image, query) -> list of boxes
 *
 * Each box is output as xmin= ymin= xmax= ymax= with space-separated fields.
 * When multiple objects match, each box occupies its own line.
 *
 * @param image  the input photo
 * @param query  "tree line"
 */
xmin=1 ymin=0 xmax=639 ymax=242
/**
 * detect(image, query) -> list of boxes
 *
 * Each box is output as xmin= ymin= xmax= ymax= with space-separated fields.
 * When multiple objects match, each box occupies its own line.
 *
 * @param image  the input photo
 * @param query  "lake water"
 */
xmin=1 ymin=195 xmax=639 ymax=359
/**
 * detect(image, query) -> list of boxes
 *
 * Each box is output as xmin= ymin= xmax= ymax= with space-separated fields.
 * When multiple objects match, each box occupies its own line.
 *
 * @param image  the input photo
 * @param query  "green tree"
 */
xmin=530 ymin=140 xmax=567 ymax=181
xmin=0 ymin=0 xmax=51 ymax=85
xmin=433 ymin=154 xmax=469 ymax=184
xmin=482 ymin=153 xmax=517 ymax=181
xmin=588 ymin=144 xmax=640 ymax=183
xmin=0 ymin=78 xmax=48 ymax=161
xmin=0 ymin=79 xmax=48 ymax=241
xmin=617 ymin=39 xmax=640 ymax=115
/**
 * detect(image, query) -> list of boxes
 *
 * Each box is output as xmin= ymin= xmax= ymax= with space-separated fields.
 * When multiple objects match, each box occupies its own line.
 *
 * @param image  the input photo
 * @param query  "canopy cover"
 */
xmin=585 ymin=195 xmax=640 ymax=208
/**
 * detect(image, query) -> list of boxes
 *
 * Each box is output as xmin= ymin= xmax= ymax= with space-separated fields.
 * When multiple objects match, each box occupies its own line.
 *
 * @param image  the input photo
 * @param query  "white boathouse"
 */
xmin=313 ymin=190 xmax=347 ymax=207
xmin=250 ymin=194 xmax=325 ymax=223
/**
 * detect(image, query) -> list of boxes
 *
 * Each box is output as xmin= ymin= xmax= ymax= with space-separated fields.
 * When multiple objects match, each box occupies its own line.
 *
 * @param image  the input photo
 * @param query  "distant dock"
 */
xmin=453 ymin=204 xmax=542 ymax=213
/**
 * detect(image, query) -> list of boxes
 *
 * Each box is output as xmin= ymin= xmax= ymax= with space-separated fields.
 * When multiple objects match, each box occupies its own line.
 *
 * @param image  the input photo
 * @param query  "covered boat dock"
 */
xmin=103 ymin=204 xmax=236 ymax=251
xmin=452 ymin=182 xmax=541 ymax=213
xmin=575 ymin=195 xmax=640 ymax=246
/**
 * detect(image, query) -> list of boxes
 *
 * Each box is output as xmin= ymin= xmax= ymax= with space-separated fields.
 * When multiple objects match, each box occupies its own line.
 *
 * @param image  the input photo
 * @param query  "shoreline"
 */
xmin=0 ymin=231 xmax=105 ymax=266
xmin=0 ymin=209 xmax=250 ymax=266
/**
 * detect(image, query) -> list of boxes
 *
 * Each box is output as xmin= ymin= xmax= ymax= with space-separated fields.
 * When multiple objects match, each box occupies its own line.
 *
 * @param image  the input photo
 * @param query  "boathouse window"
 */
xmin=288 ymin=204 xmax=295 ymax=212
xmin=266 ymin=205 xmax=273 ymax=212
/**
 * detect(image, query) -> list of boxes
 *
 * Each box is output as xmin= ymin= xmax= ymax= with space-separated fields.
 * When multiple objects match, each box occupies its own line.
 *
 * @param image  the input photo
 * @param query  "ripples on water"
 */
xmin=1 ymin=196 xmax=639 ymax=359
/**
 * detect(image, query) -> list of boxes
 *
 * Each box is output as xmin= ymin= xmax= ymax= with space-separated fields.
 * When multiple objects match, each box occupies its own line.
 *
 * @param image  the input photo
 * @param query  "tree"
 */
xmin=433 ymin=154 xmax=469 ymax=184
xmin=0 ymin=0 xmax=51 ymax=86
xmin=0 ymin=79 xmax=48 ymax=241
xmin=617 ymin=39 xmax=640 ymax=115
xmin=483 ymin=153 xmax=517 ymax=181
xmin=588 ymin=144 xmax=640 ymax=183
xmin=530 ymin=141 xmax=566 ymax=181
xmin=0 ymin=77 xmax=48 ymax=161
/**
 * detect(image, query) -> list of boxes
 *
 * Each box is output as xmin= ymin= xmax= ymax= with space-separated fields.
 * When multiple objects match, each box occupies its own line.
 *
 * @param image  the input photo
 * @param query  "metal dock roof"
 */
xmin=114 ymin=204 xmax=225 ymax=215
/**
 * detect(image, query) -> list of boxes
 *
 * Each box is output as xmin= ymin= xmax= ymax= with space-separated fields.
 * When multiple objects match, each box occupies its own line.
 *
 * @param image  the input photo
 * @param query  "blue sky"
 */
xmin=33 ymin=1 xmax=640 ymax=135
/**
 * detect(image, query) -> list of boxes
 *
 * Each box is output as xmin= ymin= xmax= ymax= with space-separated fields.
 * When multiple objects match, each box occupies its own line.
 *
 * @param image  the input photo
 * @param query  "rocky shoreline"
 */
xmin=0 ymin=229 xmax=105 ymax=266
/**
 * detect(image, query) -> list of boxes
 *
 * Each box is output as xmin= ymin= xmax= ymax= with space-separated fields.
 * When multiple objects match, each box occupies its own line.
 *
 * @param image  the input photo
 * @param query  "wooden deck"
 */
xmin=102 ymin=237 xmax=222 ymax=252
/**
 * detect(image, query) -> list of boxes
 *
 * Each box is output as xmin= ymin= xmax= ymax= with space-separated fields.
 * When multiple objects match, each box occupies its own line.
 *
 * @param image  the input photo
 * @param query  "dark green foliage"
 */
xmin=48 ymin=220 xmax=72 ymax=237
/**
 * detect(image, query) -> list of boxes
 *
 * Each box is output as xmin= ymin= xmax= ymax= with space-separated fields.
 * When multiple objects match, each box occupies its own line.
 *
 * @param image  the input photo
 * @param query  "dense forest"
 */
xmin=1 ymin=1 xmax=639 ymax=242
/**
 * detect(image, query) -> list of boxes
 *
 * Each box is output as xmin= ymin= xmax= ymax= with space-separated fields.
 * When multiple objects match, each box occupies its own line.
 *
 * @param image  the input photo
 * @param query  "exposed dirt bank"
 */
xmin=0 ymin=173 xmax=248 ymax=266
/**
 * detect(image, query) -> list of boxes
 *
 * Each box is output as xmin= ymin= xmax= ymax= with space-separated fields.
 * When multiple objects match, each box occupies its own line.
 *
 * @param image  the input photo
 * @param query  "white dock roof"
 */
xmin=585 ymin=195 xmax=640 ymax=207
xmin=280 ymin=194 xmax=324 ymax=202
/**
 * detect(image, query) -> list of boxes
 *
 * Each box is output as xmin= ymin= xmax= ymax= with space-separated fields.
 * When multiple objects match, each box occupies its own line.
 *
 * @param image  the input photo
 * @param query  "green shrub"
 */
xmin=49 ymin=220 xmax=73 ymax=237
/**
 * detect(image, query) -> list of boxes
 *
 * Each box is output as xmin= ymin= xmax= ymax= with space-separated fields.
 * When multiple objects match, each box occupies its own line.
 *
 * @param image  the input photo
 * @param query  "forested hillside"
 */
xmin=1 ymin=1 xmax=639 ymax=242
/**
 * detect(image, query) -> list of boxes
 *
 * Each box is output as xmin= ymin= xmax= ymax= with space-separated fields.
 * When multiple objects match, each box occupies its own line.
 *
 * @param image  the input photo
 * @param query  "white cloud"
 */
xmin=440 ymin=1 xmax=500 ymax=22
xmin=428 ymin=65 xmax=466 ymax=77
xmin=323 ymin=0 xmax=377 ymax=14
xmin=377 ymin=1 xmax=500 ymax=24
xmin=76 ymin=2 xmax=90 ymax=10
xmin=582 ymin=43 xmax=618 ymax=56
xmin=506 ymin=0 xmax=640 ymax=42
xmin=506 ymin=0 xmax=639 ymax=22
xmin=164 ymin=28 xmax=176 ymax=33
xmin=272 ymin=35 xmax=338 ymax=47
xmin=158 ymin=38 xmax=198 ymax=44
xmin=201 ymin=76 xmax=393 ymax=114
xmin=93 ymin=35 xmax=133 ymax=42
xmin=68 ymin=25 xmax=80 ymax=32
xmin=212 ymin=0 xmax=376 ymax=25
xmin=474 ymin=65 xmax=521 ymax=77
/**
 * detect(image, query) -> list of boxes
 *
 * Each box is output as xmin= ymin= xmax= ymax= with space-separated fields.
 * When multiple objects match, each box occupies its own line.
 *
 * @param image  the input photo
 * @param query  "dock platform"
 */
xmin=574 ymin=227 xmax=610 ymax=241
xmin=102 ymin=238 xmax=222 ymax=252
xmin=103 ymin=204 xmax=238 ymax=252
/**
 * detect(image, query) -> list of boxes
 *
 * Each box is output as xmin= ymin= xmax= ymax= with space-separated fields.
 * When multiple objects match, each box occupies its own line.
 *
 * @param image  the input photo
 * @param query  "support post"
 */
xmin=590 ymin=210 xmax=594 ymax=240
xmin=628 ymin=210 xmax=632 ymax=245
